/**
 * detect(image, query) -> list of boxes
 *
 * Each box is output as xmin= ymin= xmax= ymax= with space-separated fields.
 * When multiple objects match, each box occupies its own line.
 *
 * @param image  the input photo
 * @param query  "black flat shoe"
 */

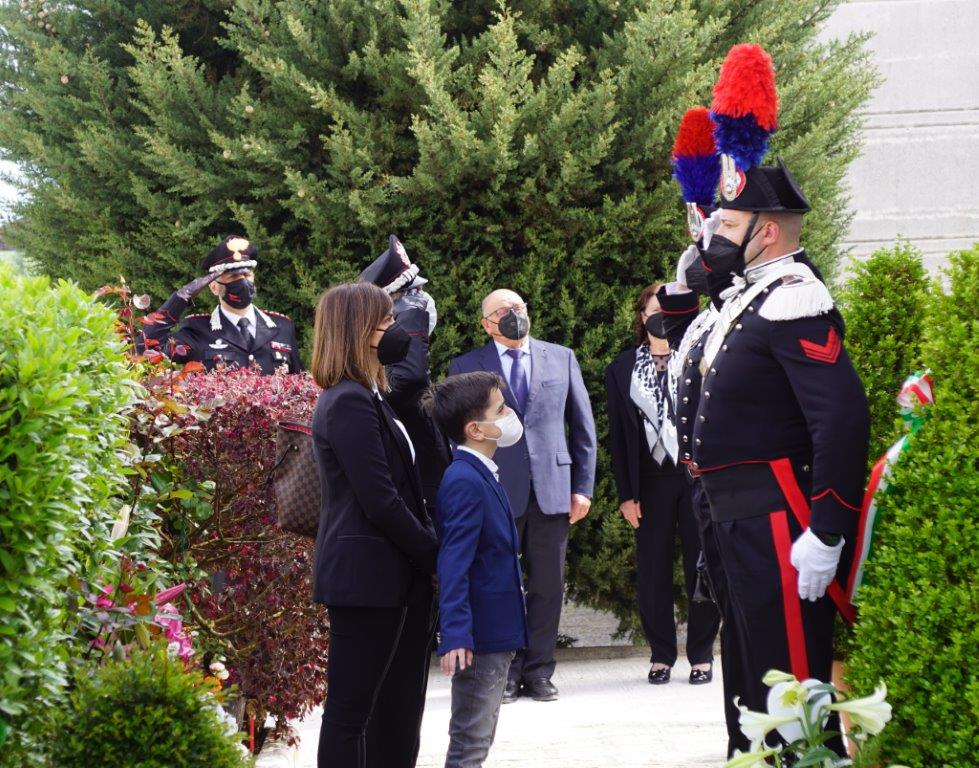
xmin=689 ymin=665 xmax=713 ymax=685
xmin=502 ymin=680 xmax=520 ymax=704
xmin=648 ymin=666 xmax=671 ymax=685
xmin=524 ymin=678 xmax=559 ymax=701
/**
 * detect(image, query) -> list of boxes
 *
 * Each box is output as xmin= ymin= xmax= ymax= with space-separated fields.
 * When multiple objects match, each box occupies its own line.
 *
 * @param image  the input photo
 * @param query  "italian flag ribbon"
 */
xmin=847 ymin=371 xmax=935 ymax=604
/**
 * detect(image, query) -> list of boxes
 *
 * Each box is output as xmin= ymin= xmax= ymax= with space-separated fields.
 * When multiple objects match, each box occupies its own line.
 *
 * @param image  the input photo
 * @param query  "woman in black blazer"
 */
xmin=604 ymin=283 xmax=719 ymax=685
xmin=310 ymin=282 xmax=438 ymax=768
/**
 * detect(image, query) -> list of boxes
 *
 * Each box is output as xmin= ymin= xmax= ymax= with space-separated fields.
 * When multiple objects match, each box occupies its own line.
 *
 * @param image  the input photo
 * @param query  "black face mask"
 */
xmin=221 ymin=278 xmax=256 ymax=309
xmin=644 ymin=313 xmax=667 ymax=339
xmin=497 ymin=310 xmax=530 ymax=341
xmin=703 ymin=213 xmax=765 ymax=277
xmin=373 ymin=321 xmax=411 ymax=366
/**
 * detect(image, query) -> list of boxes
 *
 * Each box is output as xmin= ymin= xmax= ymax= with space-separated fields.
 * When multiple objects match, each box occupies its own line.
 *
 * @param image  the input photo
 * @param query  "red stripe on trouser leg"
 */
xmin=769 ymin=510 xmax=810 ymax=681
xmin=769 ymin=458 xmax=857 ymax=625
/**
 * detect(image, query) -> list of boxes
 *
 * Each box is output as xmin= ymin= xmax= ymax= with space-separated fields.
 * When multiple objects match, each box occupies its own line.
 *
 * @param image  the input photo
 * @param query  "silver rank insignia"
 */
xmin=686 ymin=202 xmax=706 ymax=241
xmin=209 ymin=339 xmax=229 ymax=350
xmin=720 ymin=154 xmax=746 ymax=202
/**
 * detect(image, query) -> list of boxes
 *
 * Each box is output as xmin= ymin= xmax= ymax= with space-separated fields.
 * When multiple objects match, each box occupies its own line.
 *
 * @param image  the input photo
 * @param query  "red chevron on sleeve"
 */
xmin=799 ymin=326 xmax=841 ymax=364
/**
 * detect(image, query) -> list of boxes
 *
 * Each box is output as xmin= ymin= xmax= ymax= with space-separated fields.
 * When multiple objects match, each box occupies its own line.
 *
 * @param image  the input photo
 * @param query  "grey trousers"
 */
xmin=445 ymin=651 xmax=515 ymax=768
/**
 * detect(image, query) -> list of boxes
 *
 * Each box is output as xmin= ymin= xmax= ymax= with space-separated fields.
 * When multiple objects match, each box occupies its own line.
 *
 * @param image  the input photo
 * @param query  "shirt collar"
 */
xmin=494 ymin=338 xmax=530 ymax=357
xmin=457 ymin=445 xmax=499 ymax=479
xmin=745 ymin=249 xmax=803 ymax=285
xmin=221 ymin=303 xmax=257 ymax=329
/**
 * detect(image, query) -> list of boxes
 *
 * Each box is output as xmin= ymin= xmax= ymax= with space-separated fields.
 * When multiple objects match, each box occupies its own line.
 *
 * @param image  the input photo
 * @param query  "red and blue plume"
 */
xmin=710 ymin=43 xmax=778 ymax=170
xmin=671 ymin=107 xmax=720 ymax=206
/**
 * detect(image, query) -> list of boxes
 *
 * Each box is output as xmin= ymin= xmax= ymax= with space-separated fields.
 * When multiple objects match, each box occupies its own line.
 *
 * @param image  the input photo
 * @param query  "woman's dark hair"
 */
xmin=423 ymin=372 xmax=506 ymax=445
xmin=633 ymin=282 xmax=664 ymax=346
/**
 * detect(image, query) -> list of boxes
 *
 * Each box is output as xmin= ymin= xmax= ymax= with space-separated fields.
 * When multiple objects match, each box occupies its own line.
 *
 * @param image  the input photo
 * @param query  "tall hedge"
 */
xmin=846 ymin=246 xmax=979 ymax=766
xmin=0 ymin=264 xmax=139 ymax=763
xmin=838 ymin=241 xmax=929 ymax=461
xmin=0 ymin=1 xmax=876 ymax=627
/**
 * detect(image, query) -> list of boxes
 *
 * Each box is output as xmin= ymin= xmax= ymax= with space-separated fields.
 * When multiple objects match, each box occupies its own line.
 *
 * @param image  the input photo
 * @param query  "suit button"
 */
xmin=722 ymin=344 xmax=728 ymax=351
xmin=748 ymin=306 xmax=755 ymax=313
xmin=695 ymin=438 xmax=702 ymax=446
xmin=710 ymin=368 xmax=717 ymax=376
xmin=682 ymin=396 xmax=689 ymax=404
xmin=704 ymin=391 xmax=711 ymax=399
xmin=691 ymin=462 xmax=699 ymax=469
xmin=683 ymin=435 xmax=689 ymax=443
xmin=248 ymin=354 xmax=255 ymax=361
xmin=683 ymin=453 xmax=691 ymax=461
xmin=681 ymin=417 xmax=687 ymax=424
xmin=684 ymin=378 xmax=691 ymax=385
xmin=699 ymin=415 xmax=706 ymax=423
xmin=803 ymin=465 xmax=811 ymax=472
xmin=735 ymin=323 xmax=743 ymax=330
xmin=763 ymin=287 xmax=770 ymax=294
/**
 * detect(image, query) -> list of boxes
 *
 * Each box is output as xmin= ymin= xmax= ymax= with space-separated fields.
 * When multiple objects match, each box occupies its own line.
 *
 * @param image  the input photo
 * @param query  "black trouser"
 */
xmin=691 ymin=480 xmax=751 ymax=757
xmin=319 ymin=588 xmax=436 ymax=768
xmin=636 ymin=455 xmax=719 ymax=666
xmin=507 ymin=495 xmax=569 ymax=685
xmin=703 ymin=460 xmax=843 ymax=754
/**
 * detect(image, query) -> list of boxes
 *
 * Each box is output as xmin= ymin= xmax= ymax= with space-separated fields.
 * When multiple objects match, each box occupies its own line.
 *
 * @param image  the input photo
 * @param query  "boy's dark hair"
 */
xmin=422 ymin=372 xmax=506 ymax=444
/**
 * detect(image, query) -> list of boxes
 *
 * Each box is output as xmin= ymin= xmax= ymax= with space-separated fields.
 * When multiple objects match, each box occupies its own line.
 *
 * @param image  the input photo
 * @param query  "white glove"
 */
xmin=701 ymin=209 xmax=721 ymax=249
xmin=416 ymin=288 xmax=437 ymax=334
xmin=675 ymin=244 xmax=700 ymax=287
xmin=790 ymin=528 xmax=844 ymax=602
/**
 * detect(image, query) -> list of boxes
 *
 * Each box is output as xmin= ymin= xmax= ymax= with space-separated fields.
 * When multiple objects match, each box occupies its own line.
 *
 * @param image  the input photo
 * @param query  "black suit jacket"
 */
xmin=311 ymin=378 xmax=438 ymax=608
xmin=604 ymin=348 xmax=644 ymax=505
xmin=384 ymin=307 xmax=451 ymax=512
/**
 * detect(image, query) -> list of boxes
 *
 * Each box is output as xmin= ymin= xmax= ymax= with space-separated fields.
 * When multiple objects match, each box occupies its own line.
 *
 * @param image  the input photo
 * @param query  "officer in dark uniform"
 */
xmin=691 ymin=154 xmax=869 ymax=748
xmin=139 ymin=236 xmax=302 ymax=374
xmin=358 ymin=235 xmax=451 ymax=519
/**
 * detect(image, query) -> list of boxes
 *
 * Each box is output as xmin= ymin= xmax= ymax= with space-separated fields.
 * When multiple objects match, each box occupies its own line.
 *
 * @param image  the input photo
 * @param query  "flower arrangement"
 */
xmin=724 ymin=670 xmax=907 ymax=768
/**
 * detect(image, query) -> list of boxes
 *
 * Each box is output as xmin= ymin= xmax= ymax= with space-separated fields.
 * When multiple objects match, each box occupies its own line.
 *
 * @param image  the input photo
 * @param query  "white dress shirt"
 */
xmin=221 ymin=304 xmax=257 ymax=332
xmin=373 ymin=388 xmax=416 ymax=462
xmin=457 ymin=446 xmax=500 ymax=481
xmin=494 ymin=338 xmax=532 ymax=387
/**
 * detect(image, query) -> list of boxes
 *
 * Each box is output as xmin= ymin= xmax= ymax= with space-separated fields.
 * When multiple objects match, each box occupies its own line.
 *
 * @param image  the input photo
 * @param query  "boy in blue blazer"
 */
xmin=426 ymin=372 xmax=528 ymax=768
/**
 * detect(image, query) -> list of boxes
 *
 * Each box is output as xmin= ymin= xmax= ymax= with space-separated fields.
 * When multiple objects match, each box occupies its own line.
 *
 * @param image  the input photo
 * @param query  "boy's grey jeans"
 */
xmin=444 ymin=650 xmax=515 ymax=768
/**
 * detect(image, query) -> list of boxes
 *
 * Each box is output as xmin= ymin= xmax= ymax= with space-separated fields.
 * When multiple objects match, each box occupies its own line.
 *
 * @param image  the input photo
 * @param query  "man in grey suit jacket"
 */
xmin=448 ymin=289 xmax=597 ymax=702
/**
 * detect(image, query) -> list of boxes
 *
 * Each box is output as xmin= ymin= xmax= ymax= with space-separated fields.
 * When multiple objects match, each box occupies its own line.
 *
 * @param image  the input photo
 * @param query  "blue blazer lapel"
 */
xmin=454 ymin=449 xmax=511 ymax=515
xmin=526 ymin=337 xmax=546 ymax=411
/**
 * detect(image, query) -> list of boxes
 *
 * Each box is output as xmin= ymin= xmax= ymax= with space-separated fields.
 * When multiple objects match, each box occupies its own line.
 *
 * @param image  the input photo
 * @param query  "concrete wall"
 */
xmin=822 ymin=0 xmax=979 ymax=272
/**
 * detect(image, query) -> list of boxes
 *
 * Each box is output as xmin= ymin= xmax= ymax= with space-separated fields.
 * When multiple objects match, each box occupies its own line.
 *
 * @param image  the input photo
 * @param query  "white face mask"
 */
xmin=479 ymin=410 xmax=524 ymax=448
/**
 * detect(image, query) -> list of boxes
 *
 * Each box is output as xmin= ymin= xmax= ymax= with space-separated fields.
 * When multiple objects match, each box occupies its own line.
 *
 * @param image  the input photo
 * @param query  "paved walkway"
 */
xmin=258 ymin=651 xmax=730 ymax=768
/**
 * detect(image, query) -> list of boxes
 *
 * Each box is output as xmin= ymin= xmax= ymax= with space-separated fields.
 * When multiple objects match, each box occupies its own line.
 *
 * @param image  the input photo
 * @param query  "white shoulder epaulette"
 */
xmin=759 ymin=264 xmax=835 ymax=321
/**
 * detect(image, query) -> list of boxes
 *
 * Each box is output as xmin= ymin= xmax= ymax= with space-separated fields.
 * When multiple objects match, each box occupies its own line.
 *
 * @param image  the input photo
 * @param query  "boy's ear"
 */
xmin=463 ymin=420 xmax=484 ymax=443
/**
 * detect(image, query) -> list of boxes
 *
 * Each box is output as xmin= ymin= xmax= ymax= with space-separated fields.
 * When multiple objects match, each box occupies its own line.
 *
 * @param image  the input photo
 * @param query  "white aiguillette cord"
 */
xmin=701 ymin=261 xmax=816 ymax=375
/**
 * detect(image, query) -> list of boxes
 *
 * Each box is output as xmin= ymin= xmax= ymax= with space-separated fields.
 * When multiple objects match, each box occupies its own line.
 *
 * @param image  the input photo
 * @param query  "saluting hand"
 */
xmin=619 ymin=499 xmax=641 ymax=529
xmin=441 ymin=648 xmax=473 ymax=677
xmin=176 ymin=271 xmax=221 ymax=302
xmin=570 ymin=493 xmax=592 ymax=524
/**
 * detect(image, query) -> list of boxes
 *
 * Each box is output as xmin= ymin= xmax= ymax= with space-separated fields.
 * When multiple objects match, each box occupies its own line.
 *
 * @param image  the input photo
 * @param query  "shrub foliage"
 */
xmin=846 ymin=246 xmax=979 ymax=766
xmin=0 ymin=264 xmax=138 ymax=762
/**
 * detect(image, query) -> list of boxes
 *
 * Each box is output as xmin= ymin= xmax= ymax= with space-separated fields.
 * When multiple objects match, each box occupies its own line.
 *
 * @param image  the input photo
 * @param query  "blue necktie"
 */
xmin=506 ymin=348 xmax=529 ymax=413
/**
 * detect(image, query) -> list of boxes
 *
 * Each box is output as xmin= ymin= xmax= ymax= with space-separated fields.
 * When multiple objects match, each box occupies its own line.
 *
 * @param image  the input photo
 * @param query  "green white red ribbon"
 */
xmin=847 ymin=371 xmax=935 ymax=604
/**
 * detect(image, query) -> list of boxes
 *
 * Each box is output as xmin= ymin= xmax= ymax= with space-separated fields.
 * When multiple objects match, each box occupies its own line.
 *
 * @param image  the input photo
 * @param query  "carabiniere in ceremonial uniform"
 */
xmin=138 ymin=236 xmax=302 ymax=374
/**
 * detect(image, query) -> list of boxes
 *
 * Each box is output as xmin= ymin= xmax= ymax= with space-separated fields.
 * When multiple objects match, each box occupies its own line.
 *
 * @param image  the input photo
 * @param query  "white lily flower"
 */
xmin=762 ymin=669 xmax=798 ymax=687
xmin=723 ymin=745 xmax=782 ymax=768
xmin=736 ymin=696 xmax=799 ymax=748
xmin=766 ymin=679 xmax=832 ymax=744
xmin=829 ymin=682 xmax=892 ymax=736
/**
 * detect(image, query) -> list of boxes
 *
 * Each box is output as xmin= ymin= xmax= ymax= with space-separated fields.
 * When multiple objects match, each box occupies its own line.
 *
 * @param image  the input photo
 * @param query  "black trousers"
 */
xmin=703 ymin=461 xmax=843 ymax=754
xmin=508 ymin=495 xmax=569 ymax=685
xmin=319 ymin=588 xmax=436 ymax=768
xmin=691 ymin=481 xmax=751 ymax=757
xmin=636 ymin=457 xmax=719 ymax=666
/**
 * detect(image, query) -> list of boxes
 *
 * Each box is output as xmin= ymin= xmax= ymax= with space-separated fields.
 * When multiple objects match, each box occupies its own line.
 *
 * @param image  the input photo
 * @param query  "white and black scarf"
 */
xmin=629 ymin=345 xmax=678 ymax=464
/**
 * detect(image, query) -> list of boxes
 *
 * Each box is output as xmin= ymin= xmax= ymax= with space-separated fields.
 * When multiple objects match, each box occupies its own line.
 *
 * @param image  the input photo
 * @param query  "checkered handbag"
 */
xmin=272 ymin=421 xmax=322 ymax=538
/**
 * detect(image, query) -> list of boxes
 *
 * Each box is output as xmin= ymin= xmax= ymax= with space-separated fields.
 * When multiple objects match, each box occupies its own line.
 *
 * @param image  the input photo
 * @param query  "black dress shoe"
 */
xmin=689 ymin=664 xmax=713 ymax=685
xmin=502 ymin=680 xmax=520 ymax=704
xmin=648 ymin=666 xmax=671 ymax=685
xmin=524 ymin=678 xmax=559 ymax=701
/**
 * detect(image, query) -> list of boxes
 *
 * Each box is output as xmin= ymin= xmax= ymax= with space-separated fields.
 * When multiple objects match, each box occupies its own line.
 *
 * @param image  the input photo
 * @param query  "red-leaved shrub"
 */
xmin=167 ymin=369 xmax=326 ymax=733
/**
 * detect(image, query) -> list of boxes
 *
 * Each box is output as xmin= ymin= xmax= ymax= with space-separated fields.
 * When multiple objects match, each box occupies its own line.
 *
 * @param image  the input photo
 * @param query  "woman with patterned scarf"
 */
xmin=604 ymin=283 xmax=720 ymax=685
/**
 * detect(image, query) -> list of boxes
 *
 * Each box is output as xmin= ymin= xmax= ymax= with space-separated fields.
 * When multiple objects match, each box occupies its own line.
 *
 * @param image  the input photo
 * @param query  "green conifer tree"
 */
xmin=0 ymin=0 xmax=876 ymax=630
